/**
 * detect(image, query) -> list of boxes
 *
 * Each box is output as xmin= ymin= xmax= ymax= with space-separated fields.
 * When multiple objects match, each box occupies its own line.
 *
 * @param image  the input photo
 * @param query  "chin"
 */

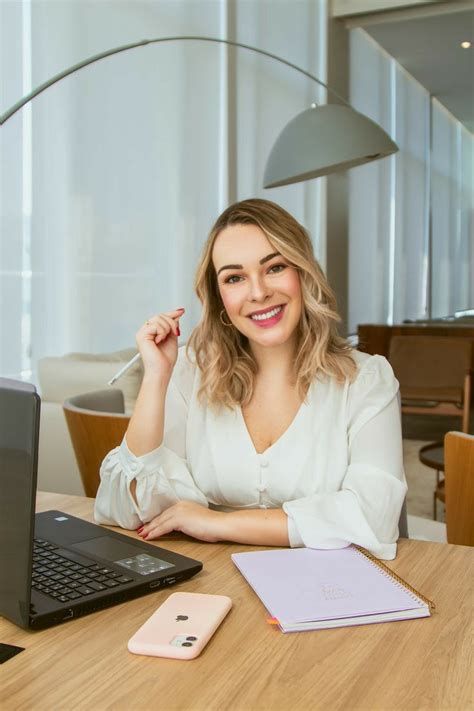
xmin=247 ymin=326 xmax=297 ymax=348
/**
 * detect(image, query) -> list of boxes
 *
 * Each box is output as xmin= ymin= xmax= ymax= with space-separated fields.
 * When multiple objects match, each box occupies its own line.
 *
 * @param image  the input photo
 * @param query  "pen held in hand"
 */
xmin=108 ymin=353 xmax=141 ymax=386
xmin=107 ymin=337 xmax=183 ymax=385
xmin=109 ymin=307 xmax=184 ymax=386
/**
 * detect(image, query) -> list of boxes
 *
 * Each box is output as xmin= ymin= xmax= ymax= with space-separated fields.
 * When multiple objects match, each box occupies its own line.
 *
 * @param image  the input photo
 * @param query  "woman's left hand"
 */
xmin=137 ymin=502 xmax=225 ymax=543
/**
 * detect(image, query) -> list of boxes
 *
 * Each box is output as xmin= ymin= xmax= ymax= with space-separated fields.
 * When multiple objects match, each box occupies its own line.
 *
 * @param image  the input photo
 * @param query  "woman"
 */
xmin=95 ymin=199 xmax=406 ymax=559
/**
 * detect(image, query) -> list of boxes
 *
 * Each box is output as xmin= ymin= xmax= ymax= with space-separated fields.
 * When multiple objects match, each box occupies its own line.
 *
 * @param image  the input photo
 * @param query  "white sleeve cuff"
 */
xmin=285 ymin=507 xmax=304 ymax=548
xmin=120 ymin=436 xmax=166 ymax=480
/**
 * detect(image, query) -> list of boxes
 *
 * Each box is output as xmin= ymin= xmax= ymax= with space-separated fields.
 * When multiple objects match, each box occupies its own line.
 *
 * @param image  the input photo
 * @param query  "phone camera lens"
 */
xmin=186 ymin=636 xmax=197 ymax=641
xmin=182 ymin=642 xmax=193 ymax=647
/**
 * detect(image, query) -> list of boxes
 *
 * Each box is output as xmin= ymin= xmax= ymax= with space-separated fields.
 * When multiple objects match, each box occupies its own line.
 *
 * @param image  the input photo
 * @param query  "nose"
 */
xmin=247 ymin=274 xmax=272 ymax=303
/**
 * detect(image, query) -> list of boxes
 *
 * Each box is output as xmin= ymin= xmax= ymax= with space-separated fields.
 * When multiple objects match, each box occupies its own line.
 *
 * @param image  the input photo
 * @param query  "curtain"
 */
xmin=0 ymin=0 xmax=327 ymax=382
xmin=431 ymin=99 xmax=474 ymax=317
xmin=0 ymin=0 xmax=32 ymax=376
xmin=348 ymin=28 xmax=473 ymax=334
xmin=348 ymin=29 xmax=394 ymax=332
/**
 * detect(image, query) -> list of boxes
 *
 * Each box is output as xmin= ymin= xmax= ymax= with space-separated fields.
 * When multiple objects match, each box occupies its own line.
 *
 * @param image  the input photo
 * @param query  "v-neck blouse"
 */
xmin=238 ymin=389 xmax=309 ymax=457
xmin=95 ymin=347 xmax=407 ymax=560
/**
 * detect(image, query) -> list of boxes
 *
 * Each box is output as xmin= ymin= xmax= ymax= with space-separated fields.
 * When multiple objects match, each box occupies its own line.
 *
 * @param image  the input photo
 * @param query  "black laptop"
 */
xmin=0 ymin=377 xmax=203 ymax=630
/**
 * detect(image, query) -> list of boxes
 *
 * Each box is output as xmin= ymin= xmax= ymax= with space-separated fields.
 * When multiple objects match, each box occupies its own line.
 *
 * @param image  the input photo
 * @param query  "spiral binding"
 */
xmin=353 ymin=545 xmax=436 ymax=612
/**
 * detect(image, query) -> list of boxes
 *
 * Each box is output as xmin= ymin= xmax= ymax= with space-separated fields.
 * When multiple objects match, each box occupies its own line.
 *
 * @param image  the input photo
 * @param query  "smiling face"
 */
xmin=212 ymin=223 xmax=302 ymax=352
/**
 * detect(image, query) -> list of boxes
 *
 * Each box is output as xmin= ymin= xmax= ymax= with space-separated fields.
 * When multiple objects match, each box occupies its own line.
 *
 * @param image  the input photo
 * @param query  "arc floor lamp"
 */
xmin=0 ymin=35 xmax=398 ymax=186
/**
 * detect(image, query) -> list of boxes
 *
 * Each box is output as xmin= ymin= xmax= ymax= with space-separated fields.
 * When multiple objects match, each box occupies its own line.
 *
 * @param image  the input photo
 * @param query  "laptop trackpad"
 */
xmin=71 ymin=537 xmax=174 ymax=575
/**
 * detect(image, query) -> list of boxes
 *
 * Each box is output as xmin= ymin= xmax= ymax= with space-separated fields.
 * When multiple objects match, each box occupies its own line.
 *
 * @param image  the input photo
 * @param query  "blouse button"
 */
xmin=260 ymin=459 xmax=269 ymax=468
xmin=130 ymin=463 xmax=138 ymax=472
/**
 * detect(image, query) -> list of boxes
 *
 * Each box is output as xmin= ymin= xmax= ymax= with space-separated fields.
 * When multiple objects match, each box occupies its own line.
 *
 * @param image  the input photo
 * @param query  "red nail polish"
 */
xmin=177 ymin=307 xmax=185 ymax=311
xmin=137 ymin=526 xmax=143 ymax=532
xmin=177 ymin=326 xmax=181 ymax=337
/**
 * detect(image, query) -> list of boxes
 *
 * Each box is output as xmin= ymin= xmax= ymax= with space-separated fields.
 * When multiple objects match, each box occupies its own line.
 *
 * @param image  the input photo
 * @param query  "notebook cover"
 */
xmin=232 ymin=546 xmax=429 ymax=626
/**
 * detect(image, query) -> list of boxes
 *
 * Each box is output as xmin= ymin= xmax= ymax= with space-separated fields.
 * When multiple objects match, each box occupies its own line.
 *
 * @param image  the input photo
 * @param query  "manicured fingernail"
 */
xmin=177 ymin=307 xmax=185 ymax=311
xmin=137 ymin=526 xmax=144 ymax=532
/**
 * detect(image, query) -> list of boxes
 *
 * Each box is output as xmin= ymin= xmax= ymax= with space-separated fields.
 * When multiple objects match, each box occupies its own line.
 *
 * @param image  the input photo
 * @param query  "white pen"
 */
xmin=108 ymin=336 xmax=183 ymax=385
xmin=108 ymin=352 xmax=141 ymax=386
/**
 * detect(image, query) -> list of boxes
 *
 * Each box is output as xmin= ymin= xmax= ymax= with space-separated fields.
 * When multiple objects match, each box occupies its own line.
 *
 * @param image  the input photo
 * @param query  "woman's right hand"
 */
xmin=135 ymin=307 xmax=185 ymax=379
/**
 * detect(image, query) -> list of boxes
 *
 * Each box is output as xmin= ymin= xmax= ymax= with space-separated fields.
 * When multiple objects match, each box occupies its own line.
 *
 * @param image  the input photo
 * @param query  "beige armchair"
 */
xmin=37 ymin=347 xmax=142 ymax=495
xmin=63 ymin=389 xmax=130 ymax=498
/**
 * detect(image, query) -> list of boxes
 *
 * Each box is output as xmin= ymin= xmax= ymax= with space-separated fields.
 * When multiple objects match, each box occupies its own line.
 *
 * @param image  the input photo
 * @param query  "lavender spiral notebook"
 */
xmin=232 ymin=545 xmax=432 ymax=632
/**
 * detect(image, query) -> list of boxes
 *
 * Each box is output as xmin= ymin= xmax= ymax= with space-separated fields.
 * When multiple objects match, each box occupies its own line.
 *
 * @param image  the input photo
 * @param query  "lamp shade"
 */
xmin=0 ymin=36 xmax=400 ymax=187
xmin=263 ymin=104 xmax=398 ymax=188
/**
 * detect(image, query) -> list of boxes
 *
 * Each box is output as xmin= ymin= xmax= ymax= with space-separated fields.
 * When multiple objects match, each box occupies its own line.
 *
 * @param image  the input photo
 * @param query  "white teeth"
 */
xmin=250 ymin=305 xmax=283 ymax=321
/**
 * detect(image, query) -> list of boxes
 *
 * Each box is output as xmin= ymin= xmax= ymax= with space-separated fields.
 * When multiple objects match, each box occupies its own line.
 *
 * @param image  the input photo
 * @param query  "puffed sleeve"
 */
xmin=283 ymin=355 xmax=407 ymax=560
xmin=94 ymin=348 xmax=208 ymax=530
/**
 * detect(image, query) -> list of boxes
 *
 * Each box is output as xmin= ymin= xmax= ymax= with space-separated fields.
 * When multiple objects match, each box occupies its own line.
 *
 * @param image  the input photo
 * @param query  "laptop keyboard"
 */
xmin=32 ymin=538 xmax=133 ymax=605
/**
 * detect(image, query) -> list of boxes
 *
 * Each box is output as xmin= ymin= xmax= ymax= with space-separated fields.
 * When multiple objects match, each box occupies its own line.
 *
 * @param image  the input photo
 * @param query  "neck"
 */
xmin=249 ymin=336 xmax=298 ymax=382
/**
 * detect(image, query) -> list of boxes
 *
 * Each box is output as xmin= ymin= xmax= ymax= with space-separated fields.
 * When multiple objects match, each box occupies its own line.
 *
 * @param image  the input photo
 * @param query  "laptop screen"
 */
xmin=0 ymin=378 xmax=40 ymax=627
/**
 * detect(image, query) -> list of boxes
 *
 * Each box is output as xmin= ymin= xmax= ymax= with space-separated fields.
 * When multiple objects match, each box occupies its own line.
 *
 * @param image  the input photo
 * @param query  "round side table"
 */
xmin=418 ymin=441 xmax=445 ymax=520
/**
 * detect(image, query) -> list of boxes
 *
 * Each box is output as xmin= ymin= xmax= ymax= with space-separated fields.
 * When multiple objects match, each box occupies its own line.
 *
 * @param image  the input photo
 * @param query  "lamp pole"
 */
xmin=0 ymin=35 xmax=347 ymax=127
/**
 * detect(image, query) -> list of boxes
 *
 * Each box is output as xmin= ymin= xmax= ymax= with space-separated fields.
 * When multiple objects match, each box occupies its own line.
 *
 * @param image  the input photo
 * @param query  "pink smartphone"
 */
xmin=128 ymin=592 xmax=232 ymax=660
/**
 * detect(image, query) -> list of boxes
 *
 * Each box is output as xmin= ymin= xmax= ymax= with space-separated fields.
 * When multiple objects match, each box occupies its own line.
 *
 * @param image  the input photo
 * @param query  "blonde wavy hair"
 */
xmin=186 ymin=198 xmax=356 ymax=409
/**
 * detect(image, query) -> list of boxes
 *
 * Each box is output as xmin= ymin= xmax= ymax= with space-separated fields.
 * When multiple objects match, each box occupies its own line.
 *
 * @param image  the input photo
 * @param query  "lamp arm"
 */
xmin=0 ymin=35 xmax=348 ymax=126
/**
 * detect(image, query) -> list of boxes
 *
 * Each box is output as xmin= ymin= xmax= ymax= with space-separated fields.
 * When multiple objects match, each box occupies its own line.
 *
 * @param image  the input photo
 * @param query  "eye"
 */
xmin=224 ymin=274 xmax=243 ymax=284
xmin=268 ymin=263 xmax=287 ymax=274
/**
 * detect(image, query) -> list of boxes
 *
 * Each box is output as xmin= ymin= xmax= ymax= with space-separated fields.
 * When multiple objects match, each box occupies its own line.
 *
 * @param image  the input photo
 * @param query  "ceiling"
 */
xmin=336 ymin=2 xmax=474 ymax=133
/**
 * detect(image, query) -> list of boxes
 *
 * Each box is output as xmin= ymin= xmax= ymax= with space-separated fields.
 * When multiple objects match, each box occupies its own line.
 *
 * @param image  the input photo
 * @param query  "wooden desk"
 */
xmin=2 ymin=493 xmax=473 ymax=710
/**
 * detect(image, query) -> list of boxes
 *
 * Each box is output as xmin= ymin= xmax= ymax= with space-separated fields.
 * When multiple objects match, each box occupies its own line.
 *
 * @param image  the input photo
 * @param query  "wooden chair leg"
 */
xmin=462 ymin=373 xmax=471 ymax=434
xmin=433 ymin=492 xmax=437 ymax=521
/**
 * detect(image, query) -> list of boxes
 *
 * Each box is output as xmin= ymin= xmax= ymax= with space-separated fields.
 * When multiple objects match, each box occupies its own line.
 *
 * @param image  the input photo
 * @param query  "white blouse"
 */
xmin=95 ymin=347 xmax=407 ymax=560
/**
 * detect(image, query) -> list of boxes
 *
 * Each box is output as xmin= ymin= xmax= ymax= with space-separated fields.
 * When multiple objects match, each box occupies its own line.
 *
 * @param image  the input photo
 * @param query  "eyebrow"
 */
xmin=216 ymin=252 xmax=281 ymax=276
